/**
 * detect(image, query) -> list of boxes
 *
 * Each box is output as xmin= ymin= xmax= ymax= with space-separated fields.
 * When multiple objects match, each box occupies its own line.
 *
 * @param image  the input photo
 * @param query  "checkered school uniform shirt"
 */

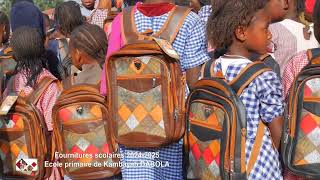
xmin=119 ymin=8 xmax=210 ymax=180
xmin=282 ymin=50 xmax=309 ymax=97
xmin=214 ymin=57 xmax=284 ymax=180
xmin=198 ymin=5 xmax=212 ymax=25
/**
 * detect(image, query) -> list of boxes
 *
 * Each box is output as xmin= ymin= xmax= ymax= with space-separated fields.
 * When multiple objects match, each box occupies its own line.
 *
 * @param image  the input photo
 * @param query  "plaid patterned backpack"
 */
xmin=0 ymin=76 xmax=55 ymax=179
xmin=282 ymin=48 xmax=320 ymax=178
xmin=52 ymin=80 xmax=120 ymax=179
xmin=106 ymin=6 xmax=191 ymax=148
xmin=185 ymin=60 xmax=271 ymax=179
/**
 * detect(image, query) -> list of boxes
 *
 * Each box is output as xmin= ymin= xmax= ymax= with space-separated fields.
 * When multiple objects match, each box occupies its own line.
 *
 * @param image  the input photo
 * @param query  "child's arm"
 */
xmin=257 ymin=71 xmax=284 ymax=149
xmin=268 ymin=116 xmax=283 ymax=149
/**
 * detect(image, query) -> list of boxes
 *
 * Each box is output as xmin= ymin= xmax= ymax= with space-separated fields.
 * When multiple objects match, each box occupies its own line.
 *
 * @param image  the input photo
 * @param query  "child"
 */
xmin=101 ymin=0 xmax=210 ymax=179
xmin=67 ymin=23 xmax=107 ymax=86
xmin=79 ymin=0 xmax=96 ymax=17
xmin=4 ymin=26 xmax=61 ymax=180
xmin=206 ymin=0 xmax=284 ymax=179
xmin=52 ymin=1 xmax=85 ymax=79
xmin=283 ymin=0 xmax=320 ymax=105
xmin=270 ymin=0 xmax=319 ymax=75
xmin=282 ymin=2 xmax=320 ymax=180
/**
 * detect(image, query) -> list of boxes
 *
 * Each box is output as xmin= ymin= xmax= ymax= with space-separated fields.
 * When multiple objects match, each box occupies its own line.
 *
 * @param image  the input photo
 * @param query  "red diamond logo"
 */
xmin=16 ymin=161 xmax=22 ymax=168
xmin=32 ymin=162 xmax=37 ymax=167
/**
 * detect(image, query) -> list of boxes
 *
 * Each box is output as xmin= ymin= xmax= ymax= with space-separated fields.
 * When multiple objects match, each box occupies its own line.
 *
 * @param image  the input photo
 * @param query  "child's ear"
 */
xmin=235 ymin=25 xmax=247 ymax=42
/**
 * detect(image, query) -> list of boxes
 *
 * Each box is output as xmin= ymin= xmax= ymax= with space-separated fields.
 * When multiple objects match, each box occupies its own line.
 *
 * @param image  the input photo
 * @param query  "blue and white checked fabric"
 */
xmin=214 ymin=57 xmax=284 ymax=180
xmin=198 ymin=5 xmax=212 ymax=26
xmin=119 ymin=8 xmax=210 ymax=180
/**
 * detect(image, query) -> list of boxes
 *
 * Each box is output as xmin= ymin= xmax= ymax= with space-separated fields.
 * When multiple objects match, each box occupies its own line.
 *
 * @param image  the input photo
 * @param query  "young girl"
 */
xmin=52 ymin=1 xmax=85 ymax=79
xmin=4 ymin=26 xmax=61 ymax=180
xmin=206 ymin=0 xmax=284 ymax=179
xmin=67 ymin=23 xmax=107 ymax=86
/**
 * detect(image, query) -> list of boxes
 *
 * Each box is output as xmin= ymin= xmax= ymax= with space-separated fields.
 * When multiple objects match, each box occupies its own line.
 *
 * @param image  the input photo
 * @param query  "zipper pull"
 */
xmin=152 ymin=77 xmax=156 ymax=88
xmin=284 ymin=128 xmax=289 ymax=144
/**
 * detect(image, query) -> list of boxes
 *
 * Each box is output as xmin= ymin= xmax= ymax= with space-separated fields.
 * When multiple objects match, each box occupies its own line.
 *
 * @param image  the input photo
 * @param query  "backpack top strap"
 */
xmin=307 ymin=48 xmax=320 ymax=64
xmin=27 ymin=77 xmax=57 ymax=104
xmin=158 ymin=6 xmax=191 ymax=44
xmin=229 ymin=62 xmax=271 ymax=96
xmin=201 ymin=59 xmax=225 ymax=79
xmin=201 ymin=59 xmax=215 ymax=78
xmin=122 ymin=6 xmax=191 ymax=45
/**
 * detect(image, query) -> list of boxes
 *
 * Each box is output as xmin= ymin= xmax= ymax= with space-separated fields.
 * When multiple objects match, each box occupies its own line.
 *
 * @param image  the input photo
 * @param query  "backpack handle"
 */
xmin=122 ymin=6 xmax=191 ymax=45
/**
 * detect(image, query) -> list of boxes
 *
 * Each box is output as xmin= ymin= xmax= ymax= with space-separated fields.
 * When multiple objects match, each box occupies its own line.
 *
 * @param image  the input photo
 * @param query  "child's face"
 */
xmin=81 ymin=0 xmax=96 ymax=9
xmin=244 ymin=10 xmax=272 ymax=54
xmin=265 ymin=0 xmax=289 ymax=22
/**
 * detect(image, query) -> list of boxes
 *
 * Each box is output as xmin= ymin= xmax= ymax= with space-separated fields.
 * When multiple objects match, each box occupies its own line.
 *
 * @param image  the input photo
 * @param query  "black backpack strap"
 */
xmin=230 ymin=62 xmax=271 ymax=95
xmin=201 ymin=59 xmax=215 ymax=78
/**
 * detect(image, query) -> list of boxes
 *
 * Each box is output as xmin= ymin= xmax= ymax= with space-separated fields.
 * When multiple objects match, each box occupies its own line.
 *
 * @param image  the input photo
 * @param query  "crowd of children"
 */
xmin=0 ymin=0 xmax=319 ymax=179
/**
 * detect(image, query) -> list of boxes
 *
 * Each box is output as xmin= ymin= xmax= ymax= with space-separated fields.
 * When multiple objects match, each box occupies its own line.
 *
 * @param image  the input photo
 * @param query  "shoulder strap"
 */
xmin=258 ymin=54 xmax=271 ymax=62
xmin=307 ymin=48 xmax=320 ymax=64
xmin=158 ymin=6 xmax=191 ymax=44
xmin=247 ymin=121 xmax=266 ymax=173
xmin=230 ymin=62 xmax=271 ymax=95
xmin=122 ymin=6 xmax=191 ymax=45
xmin=27 ymin=77 xmax=57 ymax=104
xmin=122 ymin=6 xmax=141 ymax=45
xmin=201 ymin=59 xmax=215 ymax=78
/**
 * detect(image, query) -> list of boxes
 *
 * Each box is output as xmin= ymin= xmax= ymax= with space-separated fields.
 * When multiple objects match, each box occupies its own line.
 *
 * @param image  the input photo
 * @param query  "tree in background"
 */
xmin=0 ymin=0 xmax=63 ymax=14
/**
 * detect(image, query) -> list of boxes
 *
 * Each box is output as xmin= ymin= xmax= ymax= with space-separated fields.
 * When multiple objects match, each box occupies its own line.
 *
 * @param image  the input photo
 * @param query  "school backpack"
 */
xmin=52 ymin=78 xmax=120 ymax=179
xmin=0 ymin=76 xmax=55 ymax=179
xmin=282 ymin=48 xmax=320 ymax=179
xmin=0 ymin=47 xmax=16 ymax=98
xmin=106 ymin=6 xmax=190 ymax=148
xmin=185 ymin=60 xmax=271 ymax=179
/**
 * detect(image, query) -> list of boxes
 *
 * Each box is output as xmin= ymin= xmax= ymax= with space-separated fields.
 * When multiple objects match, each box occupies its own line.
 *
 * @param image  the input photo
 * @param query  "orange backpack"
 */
xmin=106 ymin=6 xmax=191 ymax=148
xmin=52 ymin=78 xmax=120 ymax=179
xmin=0 ymin=76 xmax=55 ymax=179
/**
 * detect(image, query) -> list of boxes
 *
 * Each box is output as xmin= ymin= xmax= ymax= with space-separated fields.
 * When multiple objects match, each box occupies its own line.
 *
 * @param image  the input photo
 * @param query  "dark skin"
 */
xmin=189 ymin=0 xmax=201 ymax=13
xmin=228 ymin=9 xmax=283 ymax=149
xmin=265 ymin=0 xmax=289 ymax=23
xmin=81 ymin=0 xmax=96 ymax=10
xmin=143 ymin=0 xmax=203 ymax=90
xmin=285 ymin=0 xmax=300 ymax=21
